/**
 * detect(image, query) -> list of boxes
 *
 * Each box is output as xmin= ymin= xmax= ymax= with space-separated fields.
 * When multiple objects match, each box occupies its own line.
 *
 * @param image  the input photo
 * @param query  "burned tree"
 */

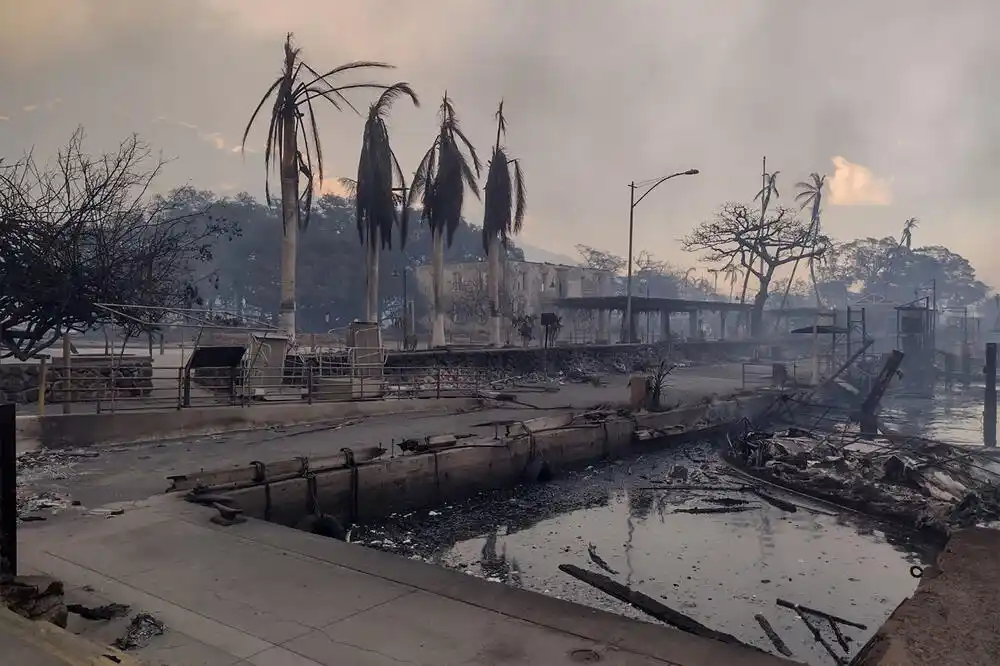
xmin=682 ymin=202 xmax=826 ymax=336
xmin=0 ymin=129 xmax=236 ymax=360
xmin=576 ymin=244 xmax=626 ymax=275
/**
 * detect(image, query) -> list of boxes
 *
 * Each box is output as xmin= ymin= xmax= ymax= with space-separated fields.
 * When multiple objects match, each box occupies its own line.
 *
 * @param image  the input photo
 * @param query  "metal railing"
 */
xmin=7 ymin=361 xmax=499 ymax=414
xmin=740 ymin=361 xmax=802 ymax=390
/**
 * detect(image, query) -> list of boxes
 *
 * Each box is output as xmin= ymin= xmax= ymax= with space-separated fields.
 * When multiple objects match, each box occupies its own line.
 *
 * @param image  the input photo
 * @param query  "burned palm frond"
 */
xmin=482 ymin=100 xmax=527 ymax=254
xmin=355 ymin=84 xmax=419 ymax=251
xmin=241 ymin=33 xmax=396 ymax=231
xmin=409 ymin=94 xmax=482 ymax=247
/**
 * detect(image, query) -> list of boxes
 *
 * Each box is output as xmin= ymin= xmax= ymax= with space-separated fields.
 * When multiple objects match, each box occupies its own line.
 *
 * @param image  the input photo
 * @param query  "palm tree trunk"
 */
xmin=365 ymin=232 xmax=380 ymax=323
xmin=431 ymin=228 xmax=446 ymax=347
xmin=809 ymin=258 xmax=822 ymax=307
xmin=487 ymin=235 xmax=501 ymax=346
xmin=778 ymin=258 xmax=802 ymax=312
xmin=278 ymin=112 xmax=299 ymax=339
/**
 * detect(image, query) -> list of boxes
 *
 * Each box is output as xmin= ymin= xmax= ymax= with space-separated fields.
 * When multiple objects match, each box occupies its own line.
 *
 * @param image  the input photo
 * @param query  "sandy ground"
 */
xmin=859 ymin=528 xmax=1000 ymax=666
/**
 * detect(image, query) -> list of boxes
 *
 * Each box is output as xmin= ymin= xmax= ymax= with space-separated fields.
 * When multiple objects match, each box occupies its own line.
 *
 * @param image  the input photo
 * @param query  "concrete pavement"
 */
xmin=18 ymin=496 xmax=792 ymax=666
xmin=10 ymin=364 xmax=788 ymax=665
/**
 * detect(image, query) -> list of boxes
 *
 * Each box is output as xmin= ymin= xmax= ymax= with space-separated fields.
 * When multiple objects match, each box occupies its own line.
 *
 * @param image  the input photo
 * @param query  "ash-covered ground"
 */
xmin=351 ymin=440 xmax=935 ymax=665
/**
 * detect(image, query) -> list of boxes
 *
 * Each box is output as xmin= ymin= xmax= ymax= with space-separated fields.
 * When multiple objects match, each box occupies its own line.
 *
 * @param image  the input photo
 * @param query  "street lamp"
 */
xmin=622 ymin=168 xmax=699 ymax=343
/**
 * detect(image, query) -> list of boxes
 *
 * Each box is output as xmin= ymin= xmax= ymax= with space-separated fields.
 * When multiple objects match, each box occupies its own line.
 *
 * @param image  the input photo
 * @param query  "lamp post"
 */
xmin=622 ymin=168 xmax=700 ymax=343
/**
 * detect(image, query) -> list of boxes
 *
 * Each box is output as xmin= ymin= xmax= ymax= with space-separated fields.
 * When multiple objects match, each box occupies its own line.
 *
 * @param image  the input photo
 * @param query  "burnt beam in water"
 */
xmin=860 ymin=350 xmax=905 ymax=437
xmin=558 ymin=564 xmax=757 ymax=649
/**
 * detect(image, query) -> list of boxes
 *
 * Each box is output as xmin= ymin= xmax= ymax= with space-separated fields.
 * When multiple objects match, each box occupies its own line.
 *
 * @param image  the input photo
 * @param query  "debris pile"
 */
xmin=113 ymin=612 xmax=165 ymax=651
xmin=1 ymin=575 xmax=68 ymax=627
xmin=727 ymin=426 xmax=1000 ymax=537
xmin=384 ymin=347 xmax=711 ymax=396
xmin=13 ymin=449 xmax=93 ymax=520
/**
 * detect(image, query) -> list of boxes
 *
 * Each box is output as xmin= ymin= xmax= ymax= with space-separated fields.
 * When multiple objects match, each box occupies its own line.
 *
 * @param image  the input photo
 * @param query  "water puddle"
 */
xmin=354 ymin=441 xmax=934 ymax=665
xmin=882 ymin=383 xmax=987 ymax=446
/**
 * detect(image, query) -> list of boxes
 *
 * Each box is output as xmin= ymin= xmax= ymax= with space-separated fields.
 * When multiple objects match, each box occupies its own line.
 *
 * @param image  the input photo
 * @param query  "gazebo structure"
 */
xmin=551 ymin=296 xmax=753 ymax=343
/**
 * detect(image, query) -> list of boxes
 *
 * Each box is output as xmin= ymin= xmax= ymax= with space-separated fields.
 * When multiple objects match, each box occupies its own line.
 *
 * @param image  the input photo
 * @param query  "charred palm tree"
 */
xmin=409 ymin=94 xmax=482 ymax=347
xmin=877 ymin=217 xmax=919 ymax=293
xmin=776 ymin=172 xmax=826 ymax=312
xmin=739 ymin=168 xmax=780 ymax=305
xmin=899 ymin=217 xmax=918 ymax=250
xmin=347 ymin=84 xmax=420 ymax=325
xmin=241 ymin=32 xmax=394 ymax=336
xmin=482 ymin=101 xmax=526 ymax=346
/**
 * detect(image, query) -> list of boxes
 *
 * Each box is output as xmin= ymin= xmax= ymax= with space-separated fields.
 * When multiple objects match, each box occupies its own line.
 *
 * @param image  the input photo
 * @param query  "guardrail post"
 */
xmin=38 ymin=357 xmax=48 ymax=417
xmin=229 ymin=366 xmax=239 ymax=406
xmin=182 ymin=368 xmax=192 ymax=408
xmin=307 ymin=364 xmax=314 ymax=405
xmin=436 ymin=367 xmax=442 ymax=399
xmin=1 ymin=402 xmax=17 ymax=578
xmin=176 ymin=367 xmax=183 ymax=410
xmin=62 ymin=333 xmax=72 ymax=415
xmin=109 ymin=366 xmax=117 ymax=414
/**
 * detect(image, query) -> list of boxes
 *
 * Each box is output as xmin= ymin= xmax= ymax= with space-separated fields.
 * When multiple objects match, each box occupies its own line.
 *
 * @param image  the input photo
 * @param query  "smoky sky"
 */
xmin=1 ymin=0 xmax=998 ymax=284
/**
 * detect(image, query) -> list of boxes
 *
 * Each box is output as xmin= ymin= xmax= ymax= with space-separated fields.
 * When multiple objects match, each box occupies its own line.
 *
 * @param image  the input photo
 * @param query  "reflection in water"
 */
xmin=881 ymin=382 xmax=985 ymax=445
xmin=479 ymin=528 xmax=523 ymax=587
xmin=355 ymin=442 xmax=935 ymax=666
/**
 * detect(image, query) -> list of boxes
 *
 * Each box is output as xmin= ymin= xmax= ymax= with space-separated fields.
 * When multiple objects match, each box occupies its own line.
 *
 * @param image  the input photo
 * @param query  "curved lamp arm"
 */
xmin=633 ymin=169 xmax=700 ymax=208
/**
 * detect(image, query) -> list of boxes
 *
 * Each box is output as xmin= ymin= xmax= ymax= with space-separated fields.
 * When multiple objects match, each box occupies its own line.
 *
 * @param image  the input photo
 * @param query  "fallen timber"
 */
xmin=559 ymin=564 xmax=758 ymax=650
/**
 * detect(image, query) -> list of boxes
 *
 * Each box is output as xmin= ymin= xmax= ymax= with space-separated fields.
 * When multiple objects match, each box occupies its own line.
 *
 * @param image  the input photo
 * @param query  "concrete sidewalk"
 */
xmin=18 ymin=496 xmax=791 ymax=666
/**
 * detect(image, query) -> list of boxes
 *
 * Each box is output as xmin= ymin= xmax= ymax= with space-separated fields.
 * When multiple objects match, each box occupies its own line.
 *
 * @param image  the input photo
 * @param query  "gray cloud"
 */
xmin=1 ymin=0 xmax=998 ymax=284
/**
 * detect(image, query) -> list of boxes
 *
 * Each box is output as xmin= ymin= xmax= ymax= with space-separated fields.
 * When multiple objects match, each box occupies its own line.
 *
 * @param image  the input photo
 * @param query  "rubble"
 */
xmin=113 ymin=612 xmax=165 ymax=651
xmin=1 ymin=575 xmax=68 ymax=628
xmin=67 ymin=602 xmax=130 ymax=621
xmin=383 ymin=346 xmax=721 ymax=397
xmin=13 ymin=448 xmax=88 ymax=520
xmin=726 ymin=425 xmax=1000 ymax=538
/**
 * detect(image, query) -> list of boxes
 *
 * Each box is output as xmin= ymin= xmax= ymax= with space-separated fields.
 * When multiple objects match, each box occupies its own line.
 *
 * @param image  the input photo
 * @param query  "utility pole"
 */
xmin=624 ymin=181 xmax=636 ymax=343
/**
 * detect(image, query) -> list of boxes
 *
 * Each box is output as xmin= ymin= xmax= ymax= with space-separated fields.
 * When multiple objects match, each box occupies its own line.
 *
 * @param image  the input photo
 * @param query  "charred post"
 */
xmin=859 ymin=350 xmax=905 ymax=438
xmin=0 ymin=403 xmax=16 ymax=578
xmin=985 ymin=343 xmax=997 ymax=448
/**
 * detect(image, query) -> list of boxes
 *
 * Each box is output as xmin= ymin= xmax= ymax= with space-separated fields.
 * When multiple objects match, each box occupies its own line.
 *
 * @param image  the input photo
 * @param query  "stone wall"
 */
xmin=0 ymin=356 xmax=153 ymax=404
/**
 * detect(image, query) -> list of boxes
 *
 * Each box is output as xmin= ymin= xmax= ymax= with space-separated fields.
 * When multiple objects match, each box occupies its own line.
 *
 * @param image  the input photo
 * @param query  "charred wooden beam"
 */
xmin=559 ymin=564 xmax=756 ymax=649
